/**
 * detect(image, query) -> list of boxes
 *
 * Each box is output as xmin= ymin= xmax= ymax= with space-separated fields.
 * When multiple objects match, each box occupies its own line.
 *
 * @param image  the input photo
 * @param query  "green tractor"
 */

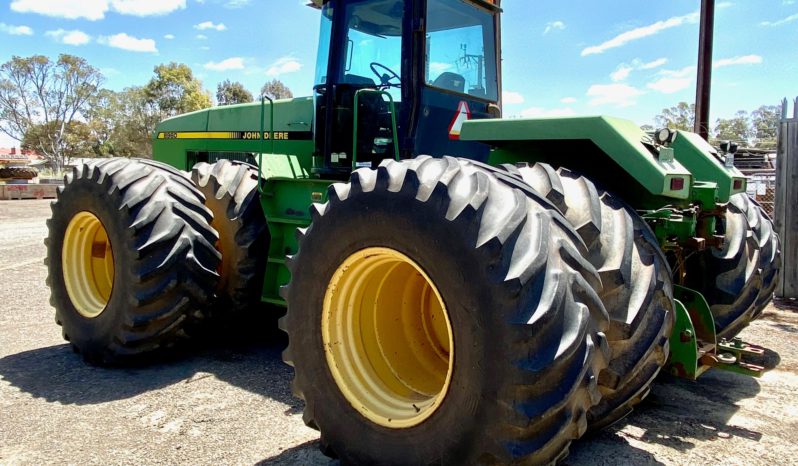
xmin=45 ymin=0 xmax=780 ymax=463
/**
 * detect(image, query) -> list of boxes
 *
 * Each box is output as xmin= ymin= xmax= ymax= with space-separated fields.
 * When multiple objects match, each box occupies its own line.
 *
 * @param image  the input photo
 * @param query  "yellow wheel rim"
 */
xmin=322 ymin=247 xmax=454 ymax=428
xmin=62 ymin=211 xmax=115 ymax=318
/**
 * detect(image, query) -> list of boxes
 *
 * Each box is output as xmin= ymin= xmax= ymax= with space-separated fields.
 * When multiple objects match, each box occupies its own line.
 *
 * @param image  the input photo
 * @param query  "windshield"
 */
xmin=319 ymin=0 xmax=404 ymax=98
xmin=315 ymin=6 xmax=333 ymax=85
xmin=426 ymin=0 xmax=498 ymax=101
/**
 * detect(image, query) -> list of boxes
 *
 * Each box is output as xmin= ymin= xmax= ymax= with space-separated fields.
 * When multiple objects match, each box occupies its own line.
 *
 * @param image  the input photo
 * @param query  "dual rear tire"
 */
xmin=685 ymin=192 xmax=781 ymax=339
xmin=46 ymin=159 xmax=221 ymax=364
xmin=46 ymin=158 xmax=267 ymax=364
xmin=283 ymin=157 xmax=611 ymax=464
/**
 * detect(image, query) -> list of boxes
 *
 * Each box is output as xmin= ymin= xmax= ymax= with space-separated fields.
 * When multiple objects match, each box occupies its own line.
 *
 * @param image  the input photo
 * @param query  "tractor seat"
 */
xmin=431 ymin=72 xmax=466 ymax=93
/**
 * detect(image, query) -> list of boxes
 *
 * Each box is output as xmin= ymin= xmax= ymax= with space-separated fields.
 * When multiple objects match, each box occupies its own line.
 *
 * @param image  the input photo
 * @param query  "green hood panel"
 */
xmin=672 ymin=130 xmax=747 ymax=202
xmin=460 ymin=116 xmax=693 ymax=199
xmin=152 ymin=97 xmax=315 ymax=174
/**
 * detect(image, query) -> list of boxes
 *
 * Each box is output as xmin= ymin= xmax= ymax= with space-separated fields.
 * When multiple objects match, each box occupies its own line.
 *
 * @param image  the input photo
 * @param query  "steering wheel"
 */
xmin=369 ymin=62 xmax=401 ymax=88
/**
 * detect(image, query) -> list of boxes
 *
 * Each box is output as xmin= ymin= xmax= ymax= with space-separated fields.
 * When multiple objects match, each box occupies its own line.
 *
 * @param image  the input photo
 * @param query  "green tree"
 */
xmin=260 ymin=79 xmax=293 ymax=100
xmin=0 ymin=54 xmax=103 ymax=170
xmin=22 ymin=120 xmax=94 ymax=159
xmin=751 ymin=105 xmax=780 ymax=149
xmin=654 ymin=102 xmax=695 ymax=131
xmin=216 ymin=79 xmax=253 ymax=106
xmin=145 ymin=62 xmax=212 ymax=121
xmin=86 ymin=87 xmax=158 ymax=157
xmin=714 ymin=110 xmax=753 ymax=144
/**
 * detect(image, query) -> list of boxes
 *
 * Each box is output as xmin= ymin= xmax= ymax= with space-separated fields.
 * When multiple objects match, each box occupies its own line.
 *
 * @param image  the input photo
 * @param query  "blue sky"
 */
xmin=1 ymin=0 xmax=797 ymax=149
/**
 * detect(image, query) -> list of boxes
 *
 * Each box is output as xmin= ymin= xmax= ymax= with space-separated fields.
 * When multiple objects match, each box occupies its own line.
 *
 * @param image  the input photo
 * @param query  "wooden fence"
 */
xmin=774 ymin=97 xmax=798 ymax=298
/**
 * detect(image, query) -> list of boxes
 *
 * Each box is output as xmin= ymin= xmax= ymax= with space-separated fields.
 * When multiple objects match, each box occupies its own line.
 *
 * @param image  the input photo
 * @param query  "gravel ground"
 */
xmin=1 ymin=199 xmax=797 ymax=466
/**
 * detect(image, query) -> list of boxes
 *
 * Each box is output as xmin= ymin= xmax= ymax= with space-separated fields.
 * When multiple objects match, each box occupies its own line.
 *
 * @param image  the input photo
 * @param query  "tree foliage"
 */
xmin=145 ymin=62 xmax=212 ymax=121
xmin=87 ymin=87 xmax=159 ymax=157
xmin=653 ymin=101 xmax=781 ymax=148
xmin=216 ymin=80 xmax=253 ymax=106
xmin=0 ymin=54 xmax=103 ymax=170
xmin=751 ymin=105 xmax=780 ymax=149
xmin=714 ymin=111 xmax=753 ymax=144
xmin=260 ymin=79 xmax=293 ymax=100
xmin=654 ymin=102 xmax=695 ymax=131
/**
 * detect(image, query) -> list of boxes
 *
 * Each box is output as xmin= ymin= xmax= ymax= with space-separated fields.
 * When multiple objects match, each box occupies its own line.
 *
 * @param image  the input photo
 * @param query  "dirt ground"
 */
xmin=1 ymin=199 xmax=797 ymax=466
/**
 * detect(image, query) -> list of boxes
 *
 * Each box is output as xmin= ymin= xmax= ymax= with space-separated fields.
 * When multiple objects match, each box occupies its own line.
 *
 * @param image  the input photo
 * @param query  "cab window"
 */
xmin=426 ymin=0 xmax=498 ymax=101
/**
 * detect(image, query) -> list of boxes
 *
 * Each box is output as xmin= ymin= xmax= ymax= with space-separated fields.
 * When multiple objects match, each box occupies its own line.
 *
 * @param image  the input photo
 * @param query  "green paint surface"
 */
xmin=672 ymin=130 xmax=747 ymax=202
xmin=461 ymin=115 xmax=693 ymax=200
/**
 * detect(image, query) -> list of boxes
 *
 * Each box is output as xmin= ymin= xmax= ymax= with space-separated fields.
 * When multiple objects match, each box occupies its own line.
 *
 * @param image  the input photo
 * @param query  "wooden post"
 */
xmin=774 ymin=97 xmax=798 ymax=298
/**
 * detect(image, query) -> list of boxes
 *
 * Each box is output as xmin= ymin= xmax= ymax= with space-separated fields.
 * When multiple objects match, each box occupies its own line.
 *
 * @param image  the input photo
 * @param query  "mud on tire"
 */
xmin=282 ymin=156 xmax=610 ymax=465
xmin=45 ymin=158 xmax=220 ymax=365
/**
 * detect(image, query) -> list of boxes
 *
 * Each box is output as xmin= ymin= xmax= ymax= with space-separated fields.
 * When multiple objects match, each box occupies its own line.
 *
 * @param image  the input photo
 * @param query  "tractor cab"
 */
xmin=310 ymin=0 xmax=502 ymax=176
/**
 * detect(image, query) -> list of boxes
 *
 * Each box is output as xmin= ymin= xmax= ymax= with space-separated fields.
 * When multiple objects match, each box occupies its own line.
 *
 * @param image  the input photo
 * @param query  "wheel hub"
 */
xmin=322 ymin=247 xmax=454 ymax=428
xmin=62 ymin=212 xmax=115 ymax=318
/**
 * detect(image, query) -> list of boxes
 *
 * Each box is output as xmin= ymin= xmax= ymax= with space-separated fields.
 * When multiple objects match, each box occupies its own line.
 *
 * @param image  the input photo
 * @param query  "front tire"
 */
xmin=45 ymin=158 xmax=220 ymax=364
xmin=283 ymin=157 xmax=610 ymax=465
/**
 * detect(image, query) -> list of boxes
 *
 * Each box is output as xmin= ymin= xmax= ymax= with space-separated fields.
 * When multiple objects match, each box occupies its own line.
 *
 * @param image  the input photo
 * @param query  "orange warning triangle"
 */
xmin=448 ymin=101 xmax=471 ymax=140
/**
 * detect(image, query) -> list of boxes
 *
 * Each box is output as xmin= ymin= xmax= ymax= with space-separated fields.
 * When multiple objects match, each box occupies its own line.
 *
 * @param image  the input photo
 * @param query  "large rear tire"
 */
xmin=500 ymin=162 xmax=674 ymax=430
xmin=282 ymin=156 xmax=610 ymax=465
xmin=685 ymin=193 xmax=777 ymax=339
xmin=45 ymin=158 xmax=220 ymax=364
xmin=190 ymin=160 xmax=269 ymax=315
xmin=740 ymin=196 xmax=781 ymax=320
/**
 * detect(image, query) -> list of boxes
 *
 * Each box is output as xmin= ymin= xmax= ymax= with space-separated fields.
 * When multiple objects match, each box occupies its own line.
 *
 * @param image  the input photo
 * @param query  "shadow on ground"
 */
xmin=0 ymin=307 xmax=780 ymax=465
xmin=568 ymin=363 xmax=768 ymax=465
xmin=0 ymin=309 xmax=300 ymax=413
xmin=257 ymin=440 xmax=337 ymax=466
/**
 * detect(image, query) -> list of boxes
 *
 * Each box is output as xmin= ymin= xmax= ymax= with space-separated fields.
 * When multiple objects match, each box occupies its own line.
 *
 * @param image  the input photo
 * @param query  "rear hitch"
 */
xmin=667 ymin=285 xmax=770 ymax=379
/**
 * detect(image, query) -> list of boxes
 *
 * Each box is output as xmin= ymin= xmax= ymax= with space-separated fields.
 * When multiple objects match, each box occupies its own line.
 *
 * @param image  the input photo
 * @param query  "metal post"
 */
xmin=694 ymin=0 xmax=715 ymax=140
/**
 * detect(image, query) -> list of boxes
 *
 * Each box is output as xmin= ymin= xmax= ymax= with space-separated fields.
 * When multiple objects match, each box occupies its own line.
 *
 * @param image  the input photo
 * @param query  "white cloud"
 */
xmin=761 ymin=12 xmax=798 ymax=26
xmin=196 ymin=34 xmax=208 ymax=40
xmin=98 ymin=33 xmax=158 ymax=53
xmin=659 ymin=66 xmax=695 ymax=78
xmin=429 ymin=62 xmax=452 ymax=75
xmin=164 ymin=34 xmax=175 ymax=40
xmin=10 ymin=0 xmax=108 ymax=20
xmin=647 ymin=77 xmax=692 ymax=94
xmin=582 ymin=11 xmax=699 ymax=56
xmin=266 ymin=56 xmax=302 ymax=76
xmin=46 ymin=29 xmax=91 ymax=46
xmin=543 ymin=21 xmax=565 ymax=35
xmin=195 ymin=21 xmax=226 ymax=31
xmin=610 ymin=57 xmax=668 ymax=82
xmin=0 ymin=23 xmax=33 ymax=35
xmin=610 ymin=64 xmax=633 ymax=82
xmin=10 ymin=0 xmax=185 ymax=20
xmin=640 ymin=58 xmax=668 ymax=70
xmin=560 ymin=97 xmax=577 ymax=104
xmin=110 ymin=0 xmax=186 ymax=16
xmin=502 ymin=91 xmax=525 ymax=105
xmin=204 ymin=57 xmax=245 ymax=71
xmin=714 ymin=55 xmax=763 ymax=68
xmin=519 ymin=107 xmax=576 ymax=118
xmin=587 ymin=83 xmax=644 ymax=107
xmin=646 ymin=65 xmax=700 ymax=94
xmin=225 ymin=0 xmax=250 ymax=7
